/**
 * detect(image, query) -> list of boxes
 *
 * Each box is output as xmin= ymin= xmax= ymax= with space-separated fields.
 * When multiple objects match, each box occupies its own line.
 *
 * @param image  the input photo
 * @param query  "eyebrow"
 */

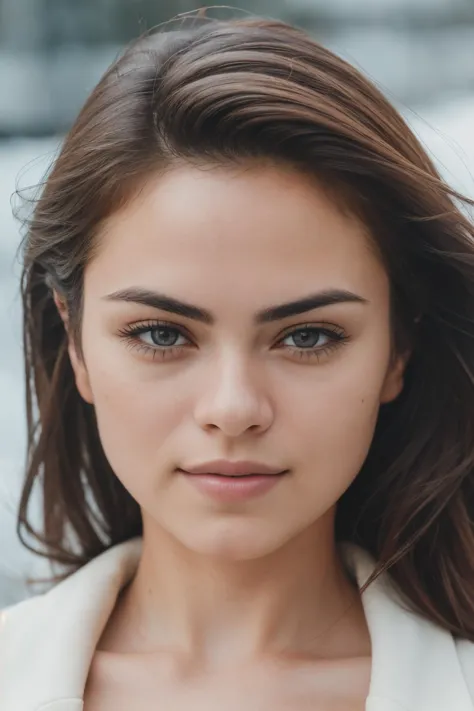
xmin=103 ymin=287 xmax=368 ymax=324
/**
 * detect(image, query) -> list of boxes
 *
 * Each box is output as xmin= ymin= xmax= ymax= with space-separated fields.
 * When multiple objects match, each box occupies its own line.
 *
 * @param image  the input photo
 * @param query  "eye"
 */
xmin=280 ymin=328 xmax=331 ymax=349
xmin=275 ymin=324 xmax=348 ymax=361
xmin=139 ymin=326 xmax=189 ymax=348
xmin=117 ymin=320 xmax=193 ymax=360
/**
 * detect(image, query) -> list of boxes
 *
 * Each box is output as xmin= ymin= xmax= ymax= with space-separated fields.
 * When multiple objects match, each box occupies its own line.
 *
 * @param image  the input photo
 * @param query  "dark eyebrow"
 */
xmin=255 ymin=289 xmax=368 ymax=323
xmin=103 ymin=288 xmax=368 ymax=325
xmin=103 ymin=288 xmax=214 ymax=324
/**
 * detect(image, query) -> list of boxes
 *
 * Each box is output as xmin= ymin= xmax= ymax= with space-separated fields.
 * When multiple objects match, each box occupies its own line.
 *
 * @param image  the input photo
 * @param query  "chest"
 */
xmin=82 ymin=652 xmax=370 ymax=711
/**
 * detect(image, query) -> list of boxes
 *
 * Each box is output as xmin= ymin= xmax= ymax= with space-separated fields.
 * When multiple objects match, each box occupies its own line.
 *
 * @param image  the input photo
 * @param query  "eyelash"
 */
xmin=117 ymin=320 xmax=349 ymax=363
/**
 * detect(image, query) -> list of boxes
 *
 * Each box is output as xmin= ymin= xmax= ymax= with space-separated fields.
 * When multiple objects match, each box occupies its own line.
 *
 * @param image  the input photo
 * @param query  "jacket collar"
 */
xmin=1 ymin=538 xmax=472 ymax=711
xmin=0 ymin=539 xmax=142 ymax=711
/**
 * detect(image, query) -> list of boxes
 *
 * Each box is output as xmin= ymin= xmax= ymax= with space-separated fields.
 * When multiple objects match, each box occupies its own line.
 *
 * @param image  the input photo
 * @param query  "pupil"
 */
xmin=293 ymin=330 xmax=319 ymax=348
xmin=151 ymin=328 xmax=178 ymax=347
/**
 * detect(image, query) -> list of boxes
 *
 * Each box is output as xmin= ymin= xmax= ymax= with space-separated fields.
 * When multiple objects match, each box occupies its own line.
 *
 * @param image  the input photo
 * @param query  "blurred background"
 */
xmin=1 ymin=0 xmax=474 ymax=606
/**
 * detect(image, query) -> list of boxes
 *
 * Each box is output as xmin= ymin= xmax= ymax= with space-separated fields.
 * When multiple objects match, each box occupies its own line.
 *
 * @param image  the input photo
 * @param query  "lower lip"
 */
xmin=179 ymin=471 xmax=287 ymax=503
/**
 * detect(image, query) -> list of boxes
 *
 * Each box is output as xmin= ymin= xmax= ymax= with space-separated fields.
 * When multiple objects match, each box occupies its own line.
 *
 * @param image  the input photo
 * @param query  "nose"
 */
xmin=193 ymin=353 xmax=274 ymax=438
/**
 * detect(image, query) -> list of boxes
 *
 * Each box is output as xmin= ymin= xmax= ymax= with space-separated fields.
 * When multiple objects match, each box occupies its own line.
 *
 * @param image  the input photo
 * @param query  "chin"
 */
xmin=179 ymin=519 xmax=289 ymax=561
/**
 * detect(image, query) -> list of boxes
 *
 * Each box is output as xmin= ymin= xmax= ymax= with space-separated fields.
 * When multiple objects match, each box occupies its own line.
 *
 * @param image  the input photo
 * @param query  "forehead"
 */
xmin=88 ymin=164 xmax=387 ymax=305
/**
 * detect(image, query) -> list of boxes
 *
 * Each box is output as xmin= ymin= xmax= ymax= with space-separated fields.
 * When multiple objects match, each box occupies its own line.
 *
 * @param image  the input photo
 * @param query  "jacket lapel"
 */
xmin=0 ymin=539 xmax=141 ymax=711
xmin=343 ymin=545 xmax=474 ymax=711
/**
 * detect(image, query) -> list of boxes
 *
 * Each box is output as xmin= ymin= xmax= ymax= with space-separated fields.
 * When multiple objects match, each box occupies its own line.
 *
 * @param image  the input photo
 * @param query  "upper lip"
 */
xmin=180 ymin=460 xmax=287 ymax=477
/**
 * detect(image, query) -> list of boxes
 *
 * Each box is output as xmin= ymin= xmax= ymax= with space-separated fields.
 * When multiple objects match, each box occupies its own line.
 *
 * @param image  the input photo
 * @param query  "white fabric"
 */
xmin=1 ymin=537 xmax=473 ymax=711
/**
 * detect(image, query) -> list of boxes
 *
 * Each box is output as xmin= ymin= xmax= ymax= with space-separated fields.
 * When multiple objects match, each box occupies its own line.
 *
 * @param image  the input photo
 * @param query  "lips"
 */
xmin=178 ymin=462 xmax=288 ymax=503
xmin=180 ymin=459 xmax=287 ymax=477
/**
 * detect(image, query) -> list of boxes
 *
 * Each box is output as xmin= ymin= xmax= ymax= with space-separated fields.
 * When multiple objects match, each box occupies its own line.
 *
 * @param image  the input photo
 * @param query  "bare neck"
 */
xmin=97 ymin=520 xmax=370 ymax=667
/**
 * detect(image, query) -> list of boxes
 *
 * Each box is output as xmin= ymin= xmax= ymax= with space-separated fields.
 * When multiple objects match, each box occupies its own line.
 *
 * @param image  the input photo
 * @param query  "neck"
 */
xmin=98 ymin=515 xmax=369 ymax=667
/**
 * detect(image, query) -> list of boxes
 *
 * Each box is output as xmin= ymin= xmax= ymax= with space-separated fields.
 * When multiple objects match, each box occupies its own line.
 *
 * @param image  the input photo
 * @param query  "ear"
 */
xmin=380 ymin=350 xmax=410 ymax=404
xmin=53 ymin=290 xmax=94 ymax=405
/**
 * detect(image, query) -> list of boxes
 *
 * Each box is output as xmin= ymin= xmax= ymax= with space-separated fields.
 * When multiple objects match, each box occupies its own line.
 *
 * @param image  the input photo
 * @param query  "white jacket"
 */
xmin=1 ymin=537 xmax=474 ymax=711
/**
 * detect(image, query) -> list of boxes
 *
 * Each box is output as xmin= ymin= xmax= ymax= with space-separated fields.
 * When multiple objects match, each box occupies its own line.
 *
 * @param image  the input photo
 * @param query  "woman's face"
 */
xmin=66 ymin=164 xmax=406 ymax=559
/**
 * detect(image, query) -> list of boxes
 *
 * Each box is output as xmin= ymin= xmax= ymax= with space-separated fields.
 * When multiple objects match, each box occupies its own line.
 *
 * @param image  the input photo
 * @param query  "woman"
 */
xmin=1 ymin=15 xmax=474 ymax=711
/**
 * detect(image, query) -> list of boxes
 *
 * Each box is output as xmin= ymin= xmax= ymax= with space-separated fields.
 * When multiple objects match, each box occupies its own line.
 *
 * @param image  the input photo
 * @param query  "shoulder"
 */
xmin=0 ymin=592 xmax=49 ymax=652
xmin=0 ymin=538 xmax=142 ymax=642
xmin=343 ymin=544 xmax=474 ymax=709
xmin=1 ymin=591 xmax=48 ymax=627
xmin=0 ymin=594 xmax=49 ymax=709
xmin=457 ymin=638 xmax=474 ymax=701
xmin=0 ymin=541 xmax=142 ymax=710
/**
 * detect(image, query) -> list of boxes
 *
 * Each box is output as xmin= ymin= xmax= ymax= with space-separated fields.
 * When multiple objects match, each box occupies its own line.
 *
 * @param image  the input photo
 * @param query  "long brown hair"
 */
xmin=17 ymin=15 xmax=474 ymax=639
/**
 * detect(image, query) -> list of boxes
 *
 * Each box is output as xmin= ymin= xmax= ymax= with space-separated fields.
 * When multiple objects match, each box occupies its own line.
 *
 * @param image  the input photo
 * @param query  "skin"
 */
xmin=56 ymin=163 xmax=407 ymax=710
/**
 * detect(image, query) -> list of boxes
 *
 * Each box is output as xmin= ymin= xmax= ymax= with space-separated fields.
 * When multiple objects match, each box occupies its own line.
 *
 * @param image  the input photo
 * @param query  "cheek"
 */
xmin=283 ymin=381 xmax=379 ymax=463
xmin=81 ymin=336 xmax=190 ymax=477
xmin=277 ymin=348 xmax=389 ymax=486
